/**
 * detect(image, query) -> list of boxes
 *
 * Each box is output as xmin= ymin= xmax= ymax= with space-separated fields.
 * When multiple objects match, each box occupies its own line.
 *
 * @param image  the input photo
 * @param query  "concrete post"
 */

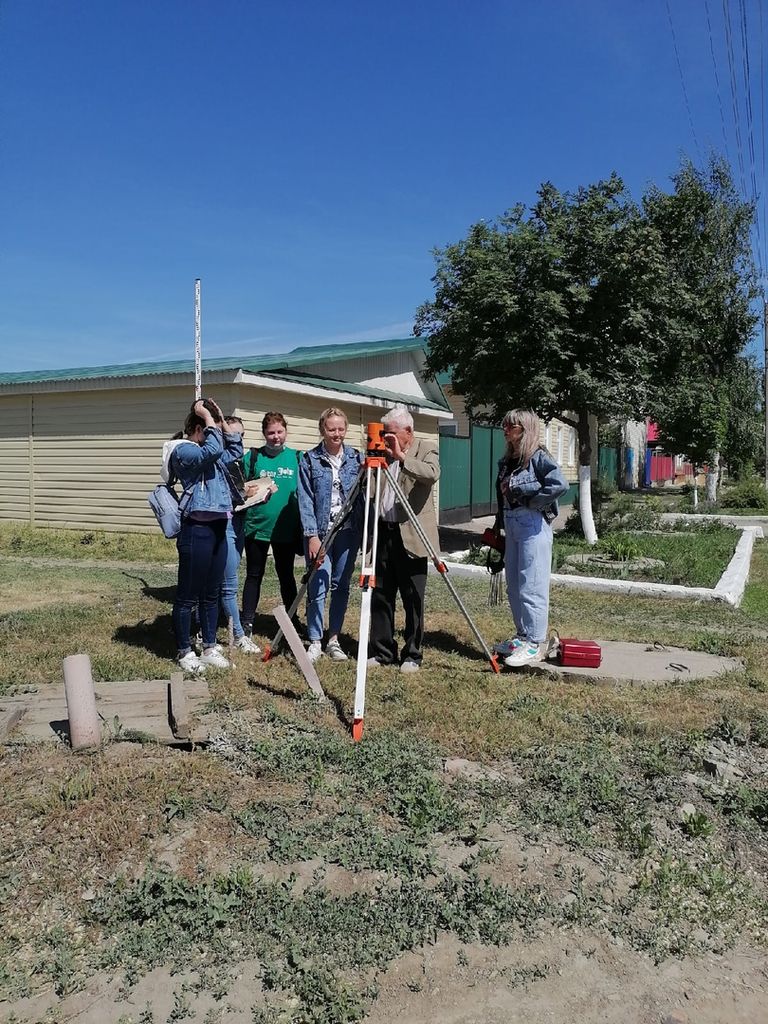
xmin=63 ymin=654 xmax=101 ymax=750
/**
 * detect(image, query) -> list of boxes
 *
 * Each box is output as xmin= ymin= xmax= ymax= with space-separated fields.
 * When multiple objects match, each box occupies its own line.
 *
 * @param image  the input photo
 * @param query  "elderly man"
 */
xmin=368 ymin=407 xmax=440 ymax=673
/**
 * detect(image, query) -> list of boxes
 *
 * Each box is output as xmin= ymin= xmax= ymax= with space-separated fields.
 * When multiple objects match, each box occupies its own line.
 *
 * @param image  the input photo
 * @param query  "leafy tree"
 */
xmin=644 ymin=158 xmax=759 ymax=500
xmin=415 ymin=175 xmax=670 ymax=543
xmin=721 ymin=354 xmax=764 ymax=480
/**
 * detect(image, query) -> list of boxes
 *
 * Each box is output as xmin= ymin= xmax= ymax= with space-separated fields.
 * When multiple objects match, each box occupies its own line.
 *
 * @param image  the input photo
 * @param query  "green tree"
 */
xmin=644 ymin=158 xmax=759 ymax=500
xmin=415 ymin=175 xmax=670 ymax=543
xmin=721 ymin=354 xmax=764 ymax=480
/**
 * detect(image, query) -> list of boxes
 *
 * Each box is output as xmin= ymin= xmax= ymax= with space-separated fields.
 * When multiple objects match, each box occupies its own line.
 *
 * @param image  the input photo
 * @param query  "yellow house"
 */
xmin=0 ymin=338 xmax=451 ymax=533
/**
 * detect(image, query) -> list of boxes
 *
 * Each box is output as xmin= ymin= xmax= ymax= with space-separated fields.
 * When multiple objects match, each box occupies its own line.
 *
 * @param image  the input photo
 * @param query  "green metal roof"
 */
xmin=0 ymin=336 xmax=426 ymax=386
xmin=260 ymin=370 xmax=449 ymax=412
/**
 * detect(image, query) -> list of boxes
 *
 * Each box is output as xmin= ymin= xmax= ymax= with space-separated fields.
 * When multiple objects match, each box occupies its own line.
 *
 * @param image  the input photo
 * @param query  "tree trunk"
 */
xmin=577 ymin=412 xmax=598 ymax=545
xmin=706 ymin=452 xmax=720 ymax=503
xmin=691 ymin=464 xmax=699 ymax=510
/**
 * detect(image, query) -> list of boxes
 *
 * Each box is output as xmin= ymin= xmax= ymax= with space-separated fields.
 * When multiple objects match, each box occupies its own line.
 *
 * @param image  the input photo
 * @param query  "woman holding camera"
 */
xmin=165 ymin=398 xmax=243 ymax=674
xmin=494 ymin=409 xmax=568 ymax=668
xmin=297 ymin=407 xmax=363 ymax=662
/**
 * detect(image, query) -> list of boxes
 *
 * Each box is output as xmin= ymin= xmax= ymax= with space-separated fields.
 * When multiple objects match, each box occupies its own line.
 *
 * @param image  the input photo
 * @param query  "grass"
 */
xmin=0 ymin=522 xmax=175 ymax=564
xmin=1 ymin=524 xmax=768 ymax=1019
xmin=553 ymin=526 xmax=739 ymax=588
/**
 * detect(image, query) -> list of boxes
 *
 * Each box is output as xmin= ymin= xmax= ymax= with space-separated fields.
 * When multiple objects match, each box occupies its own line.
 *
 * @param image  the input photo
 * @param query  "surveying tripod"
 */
xmin=265 ymin=422 xmax=500 ymax=741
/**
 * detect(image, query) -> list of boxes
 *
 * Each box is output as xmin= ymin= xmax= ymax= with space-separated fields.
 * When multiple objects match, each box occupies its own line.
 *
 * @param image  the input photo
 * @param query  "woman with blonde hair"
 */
xmin=494 ymin=409 xmax=567 ymax=668
xmin=297 ymin=407 xmax=363 ymax=662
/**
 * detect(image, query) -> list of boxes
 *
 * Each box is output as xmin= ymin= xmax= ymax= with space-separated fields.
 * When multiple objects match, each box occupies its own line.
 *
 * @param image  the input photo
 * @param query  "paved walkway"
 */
xmin=517 ymin=640 xmax=742 ymax=686
xmin=439 ymin=507 xmax=573 ymax=553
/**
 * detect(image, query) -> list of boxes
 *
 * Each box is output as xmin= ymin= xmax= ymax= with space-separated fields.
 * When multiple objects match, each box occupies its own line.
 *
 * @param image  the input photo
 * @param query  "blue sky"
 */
xmin=0 ymin=0 xmax=765 ymax=372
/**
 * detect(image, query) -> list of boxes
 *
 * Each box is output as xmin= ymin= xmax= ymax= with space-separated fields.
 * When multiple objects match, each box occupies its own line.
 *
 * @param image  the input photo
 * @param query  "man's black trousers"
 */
xmin=368 ymin=522 xmax=428 ymax=665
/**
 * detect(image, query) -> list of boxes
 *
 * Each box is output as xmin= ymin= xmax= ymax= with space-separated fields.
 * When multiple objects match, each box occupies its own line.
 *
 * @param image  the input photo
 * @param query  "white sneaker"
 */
xmin=307 ymin=640 xmax=323 ymax=663
xmin=493 ymin=637 xmax=524 ymax=657
xmin=177 ymin=651 xmax=205 ymax=675
xmin=325 ymin=638 xmax=348 ymax=662
xmin=504 ymin=642 xmax=543 ymax=668
xmin=235 ymin=634 xmax=261 ymax=654
xmin=400 ymin=659 xmax=420 ymax=674
xmin=200 ymin=648 xmax=230 ymax=669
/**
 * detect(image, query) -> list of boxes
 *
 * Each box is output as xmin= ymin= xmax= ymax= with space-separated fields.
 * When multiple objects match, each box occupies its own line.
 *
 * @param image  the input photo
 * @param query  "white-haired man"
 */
xmin=368 ymin=407 xmax=440 ymax=673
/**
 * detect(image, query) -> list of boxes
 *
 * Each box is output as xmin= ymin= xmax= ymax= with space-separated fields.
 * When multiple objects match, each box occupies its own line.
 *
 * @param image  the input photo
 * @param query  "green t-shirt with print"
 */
xmin=242 ymin=446 xmax=301 ymax=543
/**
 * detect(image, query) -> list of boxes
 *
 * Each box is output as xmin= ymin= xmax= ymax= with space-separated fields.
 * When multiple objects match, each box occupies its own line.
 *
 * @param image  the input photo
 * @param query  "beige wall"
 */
xmin=0 ymin=384 xmax=441 ymax=533
xmin=0 ymin=394 xmax=31 ymax=523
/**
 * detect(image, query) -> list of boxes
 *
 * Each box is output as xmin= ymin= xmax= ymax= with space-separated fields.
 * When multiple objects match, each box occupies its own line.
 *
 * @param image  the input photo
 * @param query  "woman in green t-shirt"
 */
xmin=240 ymin=412 xmax=300 ymax=635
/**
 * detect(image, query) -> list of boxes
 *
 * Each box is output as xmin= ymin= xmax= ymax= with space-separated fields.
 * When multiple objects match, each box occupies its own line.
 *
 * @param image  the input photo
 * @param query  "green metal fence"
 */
xmin=438 ymin=435 xmax=471 ymax=517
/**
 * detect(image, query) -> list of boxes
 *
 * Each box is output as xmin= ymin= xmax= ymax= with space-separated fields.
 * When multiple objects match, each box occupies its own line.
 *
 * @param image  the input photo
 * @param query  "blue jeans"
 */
xmin=220 ymin=516 xmax=246 ymax=641
xmin=504 ymin=507 xmax=553 ymax=644
xmin=173 ymin=518 xmax=228 ymax=656
xmin=305 ymin=527 xmax=359 ymax=642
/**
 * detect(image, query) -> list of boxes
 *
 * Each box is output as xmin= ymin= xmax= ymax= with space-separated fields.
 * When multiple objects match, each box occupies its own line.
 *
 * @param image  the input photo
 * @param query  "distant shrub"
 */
xmin=719 ymin=478 xmax=768 ymax=511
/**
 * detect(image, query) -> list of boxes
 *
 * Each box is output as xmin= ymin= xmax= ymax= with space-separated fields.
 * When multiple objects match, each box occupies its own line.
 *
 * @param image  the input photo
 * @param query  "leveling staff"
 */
xmin=368 ymin=407 xmax=440 ymax=674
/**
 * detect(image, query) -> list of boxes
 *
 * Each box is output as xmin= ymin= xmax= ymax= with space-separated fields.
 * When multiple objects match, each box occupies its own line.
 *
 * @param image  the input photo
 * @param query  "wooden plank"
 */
xmin=168 ymin=672 xmax=189 ymax=740
xmin=0 ymin=707 xmax=27 ymax=740
xmin=273 ymin=604 xmax=327 ymax=703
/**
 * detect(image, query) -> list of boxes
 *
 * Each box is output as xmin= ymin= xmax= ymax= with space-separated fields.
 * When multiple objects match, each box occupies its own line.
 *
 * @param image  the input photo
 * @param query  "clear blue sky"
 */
xmin=0 ymin=0 xmax=765 ymax=372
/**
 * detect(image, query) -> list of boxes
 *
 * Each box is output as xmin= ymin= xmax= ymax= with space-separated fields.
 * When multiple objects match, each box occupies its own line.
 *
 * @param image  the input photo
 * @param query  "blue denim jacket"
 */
xmin=496 ymin=447 xmax=568 ymax=523
xmin=298 ymin=443 xmax=363 ymax=538
xmin=171 ymin=429 xmax=244 ymax=516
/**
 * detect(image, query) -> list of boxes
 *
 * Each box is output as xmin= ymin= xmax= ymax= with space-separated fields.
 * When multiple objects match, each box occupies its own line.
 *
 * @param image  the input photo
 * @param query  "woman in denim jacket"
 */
xmin=297 ymin=407 xmax=363 ymax=663
xmin=494 ymin=409 xmax=568 ymax=668
xmin=165 ymin=399 xmax=243 ymax=675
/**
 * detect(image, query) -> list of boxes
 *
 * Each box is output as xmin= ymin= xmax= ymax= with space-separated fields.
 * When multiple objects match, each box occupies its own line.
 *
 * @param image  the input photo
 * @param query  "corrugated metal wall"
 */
xmin=0 ymin=384 xmax=440 ymax=533
xmin=0 ymin=394 xmax=31 ymax=523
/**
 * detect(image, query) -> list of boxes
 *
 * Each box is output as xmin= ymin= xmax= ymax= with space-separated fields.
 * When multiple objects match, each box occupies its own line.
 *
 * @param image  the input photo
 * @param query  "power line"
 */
xmin=760 ymin=0 xmax=767 ymax=289
xmin=722 ymin=0 xmax=749 ymax=200
xmin=737 ymin=0 xmax=764 ymax=279
xmin=704 ymin=0 xmax=731 ymax=163
xmin=665 ymin=0 xmax=702 ymax=162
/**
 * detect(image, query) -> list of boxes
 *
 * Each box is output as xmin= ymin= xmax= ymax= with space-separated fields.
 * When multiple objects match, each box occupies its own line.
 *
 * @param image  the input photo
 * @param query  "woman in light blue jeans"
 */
xmin=494 ymin=409 xmax=568 ymax=668
xmin=297 ymin=407 xmax=363 ymax=663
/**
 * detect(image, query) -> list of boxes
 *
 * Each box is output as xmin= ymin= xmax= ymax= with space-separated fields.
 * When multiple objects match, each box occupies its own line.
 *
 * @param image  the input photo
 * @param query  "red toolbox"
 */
xmin=557 ymin=638 xmax=602 ymax=668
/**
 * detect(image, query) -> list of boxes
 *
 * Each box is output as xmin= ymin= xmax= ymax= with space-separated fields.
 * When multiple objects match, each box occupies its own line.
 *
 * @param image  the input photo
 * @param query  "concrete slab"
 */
xmin=510 ymin=640 xmax=743 ymax=686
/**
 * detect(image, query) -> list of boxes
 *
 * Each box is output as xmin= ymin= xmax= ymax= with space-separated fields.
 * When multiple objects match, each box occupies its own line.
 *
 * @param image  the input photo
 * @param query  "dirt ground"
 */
xmin=3 ymin=926 xmax=767 ymax=1024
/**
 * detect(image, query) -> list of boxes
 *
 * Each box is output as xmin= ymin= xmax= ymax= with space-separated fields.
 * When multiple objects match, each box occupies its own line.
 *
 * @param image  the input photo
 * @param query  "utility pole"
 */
xmin=764 ymin=298 xmax=768 ymax=490
xmin=194 ymin=278 xmax=202 ymax=400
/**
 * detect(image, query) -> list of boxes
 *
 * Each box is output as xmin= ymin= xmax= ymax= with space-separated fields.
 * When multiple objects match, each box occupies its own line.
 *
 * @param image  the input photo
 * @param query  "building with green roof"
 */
xmin=0 ymin=337 xmax=451 ymax=532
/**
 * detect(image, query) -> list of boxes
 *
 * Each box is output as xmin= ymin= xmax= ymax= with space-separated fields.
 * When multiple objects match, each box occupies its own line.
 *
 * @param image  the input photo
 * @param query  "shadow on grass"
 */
xmin=248 ymin=667 xmax=353 ymax=733
xmin=121 ymin=571 xmax=176 ymax=605
xmin=114 ymin=614 xmax=177 ymax=658
xmin=424 ymin=628 xmax=490 ymax=662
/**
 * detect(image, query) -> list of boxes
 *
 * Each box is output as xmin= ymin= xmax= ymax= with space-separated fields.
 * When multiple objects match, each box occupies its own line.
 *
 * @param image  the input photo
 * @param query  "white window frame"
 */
xmin=545 ymin=422 xmax=551 ymax=449
xmin=568 ymin=427 xmax=576 ymax=466
xmin=557 ymin=425 xmax=563 ymax=463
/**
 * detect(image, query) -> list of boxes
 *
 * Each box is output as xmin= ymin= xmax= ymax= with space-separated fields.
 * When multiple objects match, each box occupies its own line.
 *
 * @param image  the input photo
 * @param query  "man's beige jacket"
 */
xmin=386 ymin=437 xmax=440 ymax=558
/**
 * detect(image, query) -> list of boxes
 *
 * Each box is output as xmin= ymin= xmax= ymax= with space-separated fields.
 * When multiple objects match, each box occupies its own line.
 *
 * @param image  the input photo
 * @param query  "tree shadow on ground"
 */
xmin=121 ymin=571 xmax=176 ymax=606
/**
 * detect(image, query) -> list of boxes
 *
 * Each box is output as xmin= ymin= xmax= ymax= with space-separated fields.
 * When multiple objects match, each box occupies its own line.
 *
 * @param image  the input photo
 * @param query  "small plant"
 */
xmin=680 ymin=809 xmax=714 ymax=838
xmin=599 ymin=534 xmax=641 ymax=562
xmin=59 ymin=769 xmax=95 ymax=810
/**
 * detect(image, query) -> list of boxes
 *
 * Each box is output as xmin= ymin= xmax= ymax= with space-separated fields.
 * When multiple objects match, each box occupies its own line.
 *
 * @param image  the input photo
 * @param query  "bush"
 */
xmin=719 ymin=477 xmax=768 ymax=511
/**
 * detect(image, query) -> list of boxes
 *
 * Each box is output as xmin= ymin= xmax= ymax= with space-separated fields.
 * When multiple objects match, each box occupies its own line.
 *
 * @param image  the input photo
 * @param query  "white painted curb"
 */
xmin=436 ymin=524 xmax=761 ymax=608
xmin=661 ymin=512 xmax=768 ymax=538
